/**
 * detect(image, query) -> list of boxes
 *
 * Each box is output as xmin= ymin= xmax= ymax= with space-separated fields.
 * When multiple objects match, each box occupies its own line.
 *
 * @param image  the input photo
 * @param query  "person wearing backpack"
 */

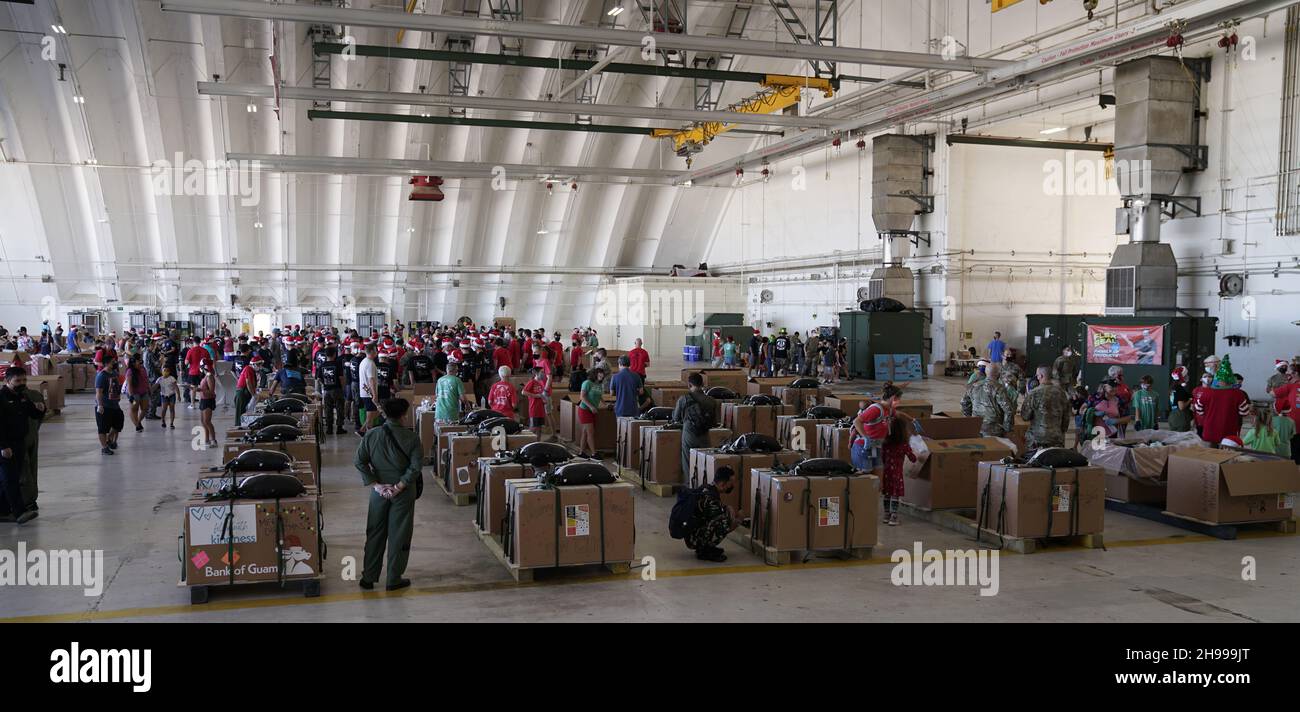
xmin=672 ymin=372 xmax=718 ymax=478
xmin=669 ymin=465 xmax=738 ymax=562
xmin=354 ymin=397 xmax=424 ymax=592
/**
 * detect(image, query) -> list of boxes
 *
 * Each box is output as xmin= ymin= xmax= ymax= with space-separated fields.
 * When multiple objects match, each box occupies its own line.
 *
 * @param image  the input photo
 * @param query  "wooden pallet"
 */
xmin=475 ymin=528 xmax=631 ymax=583
xmin=726 ymin=530 xmax=873 ymax=566
xmin=899 ymin=501 xmax=1104 ymax=554
xmin=1143 ymin=504 xmax=1297 ymax=540
xmin=616 ymin=466 xmax=680 ymax=497
xmin=436 ymin=474 xmax=474 ymax=506
xmin=178 ymin=576 xmax=322 ymax=605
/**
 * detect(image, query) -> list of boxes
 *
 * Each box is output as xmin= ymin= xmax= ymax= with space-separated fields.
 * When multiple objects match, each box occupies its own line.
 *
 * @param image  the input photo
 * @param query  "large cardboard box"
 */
xmin=558 ymin=397 xmax=616 ymax=451
xmin=70 ymin=363 xmax=94 ymax=391
xmin=769 ymin=385 xmax=826 ymax=410
xmin=1103 ymin=472 xmax=1166 ymax=505
xmin=222 ymin=439 xmax=320 ymax=486
xmin=508 ymin=482 xmax=636 ymax=569
xmin=689 ymin=448 xmax=806 ymax=516
xmin=443 ymin=432 xmax=539 ymax=495
xmin=976 ymin=463 xmax=1105 ymax=538
xmin=433 ymin=422 xmax=471 ymax=476
xmin=1008 ymin=416 xmax=1031 ymax=455
xmin=904 ymin=437 xmax=1015 ymax=511
xmin=721 ymin=402 xmax=788 ymax=438
xmin=823 ymin=394 xmax=874 ymax=414
xmin=416 ymin=409 xmax=438 ymax=462
xmin=1166 ymin=448 xmax=1300 ymax=524
xmin=680 ymin=368 xmax=747 ymax=393
xmin=746 ymin=377 xmax=792 ymax=396
xmin=776 ymin=416 xmax=836 ymax=452
xmin=639 ymin=426 xmax=732 ymax=484
xmin=411 ymin=382 xmax=437 ymax=396
xmin=652 ymin=386 xmax=688 ymax=407
xmin=913 ymin=415 xmax=982 ymax=440
xmin=816 ymin=424 xmax=854 ymax=463
xmin=477 ymin=463 xmax=535 ymax=537
xmin=183 ymin=495 xmax=322 ymax=586
xmin=616 ymin=417 xmax=655 ymax=470
xmin=750 ymin=470 xmax=880 ymax=551
xmin=192 ymin=462 xmax=316 ymax=497
xmin=896 ymin=400 xmax=934 ymax=419
xmin=26 ymin=374 xmax=66 ymax=412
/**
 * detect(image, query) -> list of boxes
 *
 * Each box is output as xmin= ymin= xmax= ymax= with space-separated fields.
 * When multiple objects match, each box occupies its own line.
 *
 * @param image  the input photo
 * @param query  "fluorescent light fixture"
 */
xmin=682 ymin=179 xmax=693 ymax=187
xmin=1039 ymin=126 xmax=1067 ymax=135
xmin=72 ymin=95 xmax=85 ymax=104
xmin=607 ymin=6 xmax=624 ymax=16
xmin=51 ymin=24 xmax=67 ymax=34
xmin=254 ymin=220 xmax=263 ymax=229
xmin=247 ymin=102 xmax=258 ymax=113
xmin=536 ymin=228 xmax=548 ymax=234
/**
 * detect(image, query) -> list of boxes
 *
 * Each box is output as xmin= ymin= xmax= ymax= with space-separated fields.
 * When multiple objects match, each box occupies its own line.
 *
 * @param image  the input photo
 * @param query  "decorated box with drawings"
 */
xmin=748 ymin=470 xmax=880 ymax=552
xmin=505 ymin=481 xmax=636 ymax=569
xmin=181 ymin=495 xmax=323 ymax=586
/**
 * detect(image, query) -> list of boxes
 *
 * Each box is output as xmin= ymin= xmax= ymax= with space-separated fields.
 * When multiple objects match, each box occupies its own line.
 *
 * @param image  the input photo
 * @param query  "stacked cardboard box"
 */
xmin=903 ymin=437 xmax=1015 ymax=510
xmin=182 ymin=495 xmax=323 ymax=586
xmin=638 ymin=426 xmax=733 ymax=485
xmin=652 ymin=386 xmax=688 ymax=407
xmin=476 ymin=460 xmax=535 ymax=537
xmin=769 ymin=385 xmax=827 ymax=410
xmin=816 ymin=423 xmax=854 ymax=462
xmin=823 ymin=394 xmax=874 ymax=414
xmin=912 ymin=414 xmax=982 ymax=440
xmin=616 ymin=416 xmax=655 ymax=470
xmin=975 ymin=463 xmax=1105 ymax=538
xmin=721 ymin=402 xmax=789 ymax=439
xmin=749 ymin=469 xmax=880 ymax=552
xmin=442 ymin=432 xmax=540 ymax=497
xmin=1166 ymin=448 xmax=1300 ymax=524
xmin=507 ymin=480 xmax=635 ymax=569
xmin=689 ymin=448 xmax=807 ymax=516
xmin=432 ymin=422 xmax=471 ymax=477
xmin=192 ymin=461 xmax=317 ymax=497
xmin=776 ymin=416 xmax=836 ymax=452
xmin=558 ymin=395 xmax=616 ymax=450
xmin=26 ymin=374 xmax=66 ymax=413
xmin=746 ymin=377 xmax=792 ymax=396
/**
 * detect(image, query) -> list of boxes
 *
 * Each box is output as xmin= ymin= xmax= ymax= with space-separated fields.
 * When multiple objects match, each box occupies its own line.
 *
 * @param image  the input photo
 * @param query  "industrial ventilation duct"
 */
xmin=868 ymin=134 xmax=933 ymax=309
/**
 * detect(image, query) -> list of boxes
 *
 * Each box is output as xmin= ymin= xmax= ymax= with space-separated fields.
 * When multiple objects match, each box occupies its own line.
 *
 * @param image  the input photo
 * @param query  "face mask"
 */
xmin=1202 ymin=378 xmax=1212 ymax=386
xmin=12 ymin=385 xmax=25 ymax=394
xmin=1141 ymin=384 xmax=1150 ymax=390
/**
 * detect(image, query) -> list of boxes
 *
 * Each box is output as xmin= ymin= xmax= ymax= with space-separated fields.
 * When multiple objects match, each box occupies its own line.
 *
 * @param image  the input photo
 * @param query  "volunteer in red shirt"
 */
xmin=492 ymin=338 xmax=512 ymax=372
xmin=520 ymin=366 xmax=550 ymax=431
xmin=546 ymin=334 xmax=564 ymax=377
xmin=234 ymin=354 xmax=260 ymax=424
xmin=487 ymin=365 xmax=519 ymax=420
xmin=850 ymin=385 xmax=906 ymax=472
xmin=1272 ymin=377 xmax=1300 ymax=464
xmin=1191 ymin=356 xmax=1251 ymax=445
xmin=628 ymin=338 xmax=650 ymax=378
xmin=569 ymin=339 xmax=585 ymax=372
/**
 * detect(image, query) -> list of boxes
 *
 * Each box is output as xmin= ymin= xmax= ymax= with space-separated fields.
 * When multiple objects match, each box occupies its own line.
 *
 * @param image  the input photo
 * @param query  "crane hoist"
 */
xmin=651 ymin=75 xmax=836 ymax=158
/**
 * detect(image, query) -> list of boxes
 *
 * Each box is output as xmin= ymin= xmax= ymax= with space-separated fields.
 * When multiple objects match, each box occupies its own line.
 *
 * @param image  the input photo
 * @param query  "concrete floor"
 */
xmin=3 ymin=368 xmax=1297 ymax=623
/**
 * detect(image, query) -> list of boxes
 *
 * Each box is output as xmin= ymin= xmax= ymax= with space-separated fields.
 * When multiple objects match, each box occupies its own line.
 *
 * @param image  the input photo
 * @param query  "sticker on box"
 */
xmin=817 ymin=496 xmax=840 ymax=527
xmin=188 ymin=504 xmax=257 ymax=545
xmin=1051 ymin=485 xmax=1072 ymax=513
xmin=1279 ymin=493 xmax=1297 ymax=510
xmin=565 ymin=504 xmax=590 ymax=537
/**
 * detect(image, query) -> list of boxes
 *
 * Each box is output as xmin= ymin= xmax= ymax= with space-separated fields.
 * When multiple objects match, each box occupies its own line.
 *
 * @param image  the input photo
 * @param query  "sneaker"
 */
xmin=108 ymin=441 xmax=118 ymax=450
xmin=888 ymin=513 xmax=899 ymax=526
xmin=102 ymin=447 xmax=113 ymax=455
xmin=358 ymin=580 xmax=375 ymax=591
xmin=169 ymin=424 xmax=175 ymax=429
xmin=187 ymin=404 xmax=194 ymax=410
xmin=161 ymin=422 xmax=166 ymax=430
xmin=135 ymin=425 xmax=144 ymax=433
xmin=385 ymin=578 xmax=412 ymax=592
xmin=16 ymin=511 xmax=37 ymax=525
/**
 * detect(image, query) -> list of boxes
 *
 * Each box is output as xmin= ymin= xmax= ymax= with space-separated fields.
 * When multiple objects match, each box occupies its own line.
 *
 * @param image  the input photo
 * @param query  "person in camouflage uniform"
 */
xmin=685 ymin=467 xmax=739 ymax=562
xmin=1019 ymin=366 xmax=1072 ymax=449
xmin=1052 ymin=346 xmax=1080 ymax=389
xmin=1001 ymin=350 xmax=1023 ymax=392
xmin=973 ymin=363 xmax=1015 ymax=437
xmin=961 ymin=362 xmax=988 ymax=417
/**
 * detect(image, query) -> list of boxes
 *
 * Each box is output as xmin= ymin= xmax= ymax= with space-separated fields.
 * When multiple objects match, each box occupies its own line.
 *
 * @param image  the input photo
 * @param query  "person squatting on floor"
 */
xmin=679 ymin=465 xmax=740 ymax=562
xmin=354 ymin=398 xmax=424 ymax=592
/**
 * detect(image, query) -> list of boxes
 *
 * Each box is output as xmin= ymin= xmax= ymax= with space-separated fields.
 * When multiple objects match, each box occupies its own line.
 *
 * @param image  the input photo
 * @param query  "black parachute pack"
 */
xmin=835 ymin=416 xmax=855 ymax=429
xmin=540 ymin=461 xmax=617 ymax=486
xmin=246 ymin=414 xmax=299 ymax=431
xmin=264 ymin=398 xmax=305 ymax=414
xmin=461 ymin=409 xmax=497 ymax=427
xmin=1025 ymin=448 xmax=1089 ymax=469
xmin=722 ymin=432 xmax=782 ymax=454
xmin=638 ymin=406 xmax=673 ymax=421
xmin=794 ymin=458 xmax=855 ymax=476
xmin=803 ymin=405 xmax=846 ymax=420
xmin=669 ymin=487 xmax=705 ymax=539
xmin=211 ymin=472 xmax=305 ymax=501
xmin=788 ymin=378 xmax=821 ymax=389
xmin=223 ymin=449 xmax=293 ymax=473
xmin=704 ymin=387 xmax=738 ymax=400
xmin=279 ymin=392 xmax=312 ymax=404
xmin=477 ymin=416 xmax=522 ymax=435
xmin=659 ymin=421 xmax=683 ymax=430
xmin=246 ymin=424 xmax=303 ymax=443
xmin=860 ymin=297 xmax=906 ymax=312
xmin=743 ymin=394 xmax=782 ymax=407
xmin=512 ymin=441 xmax=573 ymax=467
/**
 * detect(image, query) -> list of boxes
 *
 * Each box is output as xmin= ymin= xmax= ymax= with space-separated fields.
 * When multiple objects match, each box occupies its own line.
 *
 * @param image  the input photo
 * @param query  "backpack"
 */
xmin=722 ymin=432 xmax=782 ymax=454
xmin=541 ymin=461 xmax=617 ymax=486
xmin=682 ymin=392 xmax=715 ymax=435
xmin=668 ymin=486 xmax=706 ymax=539
xmin=638 ymin=406 xmax=673 ymax=421
xmin=704 ymin=387 xmax=738 ymax=400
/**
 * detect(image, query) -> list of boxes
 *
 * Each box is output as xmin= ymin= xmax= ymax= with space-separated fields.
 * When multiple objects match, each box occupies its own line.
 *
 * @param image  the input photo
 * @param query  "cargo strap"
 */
xmin=1042 ymin=466 xmax=1084 ymax=547
xmin=975 ymin=464 xmax=1008 ymax=549
xmin=637 ymin=432 xmax=650 ymax=490
xmin=550 ymin=483 xmax=608 ymax=569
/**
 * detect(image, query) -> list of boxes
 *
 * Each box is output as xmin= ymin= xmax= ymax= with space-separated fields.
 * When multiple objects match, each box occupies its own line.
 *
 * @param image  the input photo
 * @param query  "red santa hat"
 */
xmin=1220 ymin=436 xmax=1244 ymax=448
xmin=1171 ymin=366 xmax=1188 ymax=382
xmin=448 ymin=349 xmax=464 ymax=363
xmin=1277 ymin=360 xmax=1289 ymax=370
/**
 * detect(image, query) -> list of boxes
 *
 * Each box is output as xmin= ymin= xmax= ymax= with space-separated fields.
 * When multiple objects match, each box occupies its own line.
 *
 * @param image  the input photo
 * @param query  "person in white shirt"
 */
xmin=155 ymin=368 xmax=178 ymax=429
xmin=357 ymin=344 xmax=380 ymax=434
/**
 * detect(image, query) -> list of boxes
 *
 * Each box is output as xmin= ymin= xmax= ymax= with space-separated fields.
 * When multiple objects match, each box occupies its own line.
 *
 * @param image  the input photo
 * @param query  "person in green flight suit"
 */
xmin=354 ymin=397 xmax=424 ymax=592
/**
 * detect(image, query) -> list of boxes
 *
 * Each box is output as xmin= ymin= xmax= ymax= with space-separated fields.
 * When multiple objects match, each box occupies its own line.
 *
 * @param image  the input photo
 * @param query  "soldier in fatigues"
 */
xmin=684 ymin=467 xmax=739 ymax=562
xmin=973 ymin=363 xmax=1015 ymax=437
xmin=354 ymin=398 xmax=424 ymax=591
xmin=1052 ymin=346 xmax=1080 ymax=389
xmin=1019 ymin=366 xmax=1073 ymax=449
xmin=961 ymin=361 xmax=988 ymax=417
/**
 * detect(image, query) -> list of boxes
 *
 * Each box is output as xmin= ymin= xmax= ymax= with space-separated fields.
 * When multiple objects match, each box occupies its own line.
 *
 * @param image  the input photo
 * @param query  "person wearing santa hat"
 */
xmin=1266 ymin=359 xmax=1294 ymax=403
xmin=1271 ymin=366 xmax=1300 ymax=464
xmin=1166 ymin=366 xmax=1194 ymax=433
xmin=434 ymin=360 xmax=473 ymax=423
xmin=1192 ymin=355 xmax=1251 ymax=446
xmin=234 ymin=353 xmax=260 ymax=426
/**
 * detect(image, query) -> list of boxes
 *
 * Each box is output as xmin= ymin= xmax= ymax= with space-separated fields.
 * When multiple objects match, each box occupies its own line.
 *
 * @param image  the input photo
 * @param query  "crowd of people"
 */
xmin=706 ymin=328 xmax=851 ymax=383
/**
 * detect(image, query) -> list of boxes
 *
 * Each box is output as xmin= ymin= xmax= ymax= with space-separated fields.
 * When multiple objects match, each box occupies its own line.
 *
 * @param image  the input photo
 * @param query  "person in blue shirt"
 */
xmin=987 ymin=331 xmax=1007 ymax=364
xmin=610 ymin=356 xmax=643 ymax=418
xmin=66 ymin=326 xmax=78 ymax=354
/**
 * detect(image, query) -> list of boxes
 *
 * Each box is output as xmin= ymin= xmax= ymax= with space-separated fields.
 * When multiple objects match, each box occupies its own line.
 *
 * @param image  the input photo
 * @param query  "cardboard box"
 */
xmin=689 ymin=448 xmax=806 ymax=516
xmin=26 ymin=374 xmax=65 ymax=412
xmin=639 ymin=426 xmax=732 ymax=485
xmin=433 ymin=422 xmax=471 ymax=476
xmin=1166 ymin=448 xmax=1300 ymax=524
xmin=558 ymin=398 xmax=617 ymax=451
xmin=508 ymin=482 xmax=636 ymax=568
xmin=1103 ymin=472 xmax=1167 ymax=505
xmin=183 ymin=495 xmax=322 ymax=586
xmin=222 ymin=439 xmax=321 ymax=486
xmin=477 ymin=462 xmax=535 ymax=537
xmin=680 ymin=368 xmax=747 ymax=393
xmin=442 ymin=432 xmax=540 ymax=495
xmin=776 ymin=416 xmax=836 ymax=451
xmin=192 ymin=462 xmax=316 ymax=497
xmin=912 ymin=414 xmax=982 ymax=440
xmin=652 ymin=387 xmax=688 ymax=407
xmin=823 ymin=394 xmax=874 ymax=414
xmin=896 ymin=400 xmax=934 ymax=419
xmin=411 ymin=382 xmax=437 ymax=396
xmin=770 ymin=385 xmax=825 ymax=410
xmin=721 ymin=403 xmax=788 ymax=439
xmin=976 ymin=463 xmax=1105 ymax=538
xmin=616 ymin=417 xmax=655 ymax=470
xmin=746 ymin=377 xmax=792 ymax=396
xmin=416 ymin=409 xmax=438 ymax=461
xmin=816 ymin=424 xmax=854 ymax=463
xmin=1008 ymin=416 xmax=1031 ymax=455
xmin=904 ymin=437 xmax=1015 ymax=511
xmin=750 ymin=470 xmax=880 ymax=551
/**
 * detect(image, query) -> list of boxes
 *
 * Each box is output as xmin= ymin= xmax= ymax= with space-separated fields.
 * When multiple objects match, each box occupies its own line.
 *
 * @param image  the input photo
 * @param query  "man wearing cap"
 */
xmin=375 ymin=347 xmax=398 ymax=404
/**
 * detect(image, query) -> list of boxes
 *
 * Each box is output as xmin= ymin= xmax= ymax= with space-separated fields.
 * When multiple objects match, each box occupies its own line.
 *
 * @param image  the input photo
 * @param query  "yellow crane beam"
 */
xmin=652 ymin=77 xmax=834 ymax=157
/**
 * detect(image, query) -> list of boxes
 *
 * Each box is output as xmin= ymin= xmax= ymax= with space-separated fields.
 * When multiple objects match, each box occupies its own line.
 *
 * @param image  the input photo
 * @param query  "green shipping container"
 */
xmin=838 ymin=311 xmax=926 ymax=380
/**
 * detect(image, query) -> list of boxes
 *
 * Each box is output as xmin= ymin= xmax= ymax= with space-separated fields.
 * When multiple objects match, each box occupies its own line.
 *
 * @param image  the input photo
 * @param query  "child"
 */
xmin=520 ymin=367 xmax=550 ymax=434
xmin=879 ymin=416 xmax=916 ymax=526
xmin=1133 ymin=374 xmax=1158 ymax=431
xmin=155 ymin=367 xmax=178 ymax=429
xmin=1244 ymin=406 xmax=1295 ymax=458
